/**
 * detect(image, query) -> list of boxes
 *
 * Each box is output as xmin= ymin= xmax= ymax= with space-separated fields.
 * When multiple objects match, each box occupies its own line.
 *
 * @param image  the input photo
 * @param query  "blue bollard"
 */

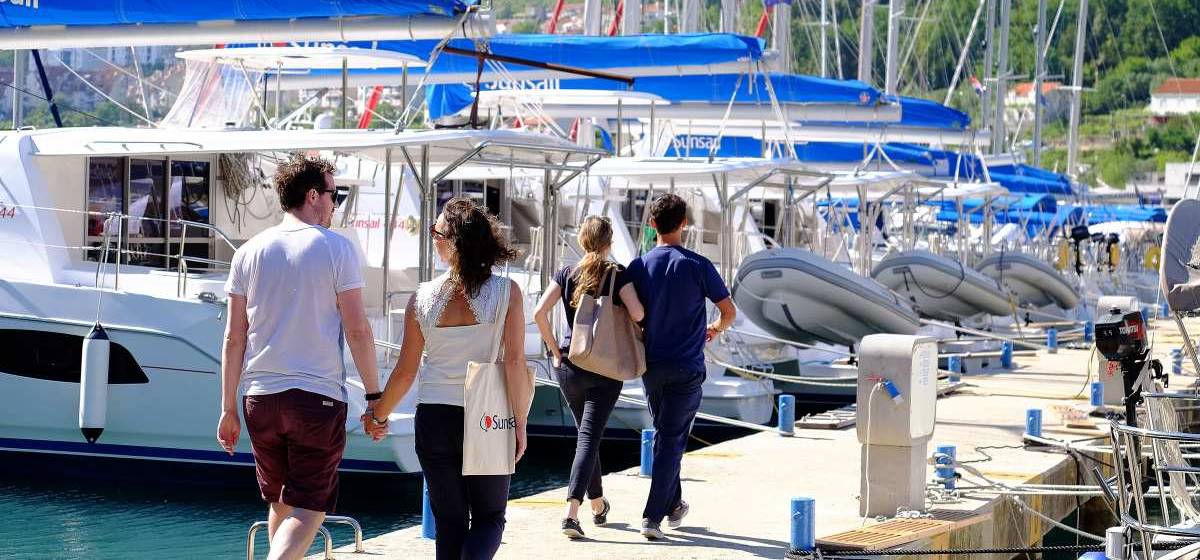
xmin=640 ymin=428 xmax=655 ymax=477
xmin=778 ymin=394 xmax=795 ymax=437
xmin=1174 ymin=349 xmax=1184 ymax=375
xmin=1083 ymin=321 xmax=1094 ymax=343
xmin=1026 ymin=408 xmax=1043 ymax=438
xmin=1142 ymin=307 xmax=1151 ymax=323
xmin=1001 ymin=341 xmax=1014 ymax=369
xmin=1046 ymin=328 xmax=1058 ymax=354
xmin=1162 ymin=301 xmax=1171 ymax=318
xmin=421 ymin=478 xmax=436 ymax=539
xmin=1090 ymin=381 xmax=1104 ymax=407
xmin=947 ymin=355 xmax=962 ymax=375
xmin=790 ymin=497 xmax=815 ymax=552
xmin=935 ymin=445 xmax=956 ymax=490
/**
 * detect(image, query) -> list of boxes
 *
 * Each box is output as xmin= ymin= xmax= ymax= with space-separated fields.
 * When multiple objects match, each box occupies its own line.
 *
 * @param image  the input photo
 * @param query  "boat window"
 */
xmin=127 ymin=159 xmax=168 ymax=267
xmin=168 ymin=160 xmax=213 ymax=271
xmin=84 ymin=157 xmax=213 ymax=272
xmin=0 ymin=329 xmax=149 ymax=384
xmin=85 ymin=157 xmax=125 ymax=264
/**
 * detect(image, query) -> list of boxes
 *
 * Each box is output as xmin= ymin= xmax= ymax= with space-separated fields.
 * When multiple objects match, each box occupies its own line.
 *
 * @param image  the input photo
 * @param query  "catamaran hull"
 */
xmin=0 ymin=279 xmax=419 ymax=478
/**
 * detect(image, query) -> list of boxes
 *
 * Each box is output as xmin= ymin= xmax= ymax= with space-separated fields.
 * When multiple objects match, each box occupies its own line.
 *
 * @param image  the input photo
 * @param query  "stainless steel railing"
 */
xmin=245 ymin=515 xmax=363 ymax=560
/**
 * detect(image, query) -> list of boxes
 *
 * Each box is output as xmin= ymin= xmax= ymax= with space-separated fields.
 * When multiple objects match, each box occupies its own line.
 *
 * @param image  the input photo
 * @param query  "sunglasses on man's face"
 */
xmin=316 ymin=187 xmax=349 ymax=207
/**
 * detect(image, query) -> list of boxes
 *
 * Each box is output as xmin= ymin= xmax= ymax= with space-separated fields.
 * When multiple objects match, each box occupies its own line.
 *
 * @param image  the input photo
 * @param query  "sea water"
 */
xmin=0 ymin=440 xmax=611 ymax=560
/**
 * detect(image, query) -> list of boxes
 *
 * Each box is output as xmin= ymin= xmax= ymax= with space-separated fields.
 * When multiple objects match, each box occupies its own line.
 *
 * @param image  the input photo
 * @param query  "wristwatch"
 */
xmin=365 ymin=391 xmax=383 ymax=402
xmin=369 ymin=414 xmax=389 ymax=427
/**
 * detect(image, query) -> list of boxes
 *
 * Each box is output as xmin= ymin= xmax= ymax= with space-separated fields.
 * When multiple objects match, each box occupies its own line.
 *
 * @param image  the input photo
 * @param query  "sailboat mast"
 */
xmin=993 ymin=0 xmax=1011 ymax=154
xmin=625 ymin=0 xmax=642 ymax=34
xmin=884 ymin=0 xmax=903 ymax=95
xmin=1032 ymin=0 xmax=1047 ymax=167
xmin=858 ymin=0 xmax=875 ymax=84
xmin=820 ymin=0 xmax=829 ymax=77
xmin=721 ymin=0 xmax=737 ymax=33
xmin=982 ymin=0 xmax=996 ymax=139
xmin=1066 ymin=0 xmax=1088 ymax=191
xmin=774 ymin=1 xmax=793 ymax=73
xmin=682 ymin=0 xmax=701 ymax=32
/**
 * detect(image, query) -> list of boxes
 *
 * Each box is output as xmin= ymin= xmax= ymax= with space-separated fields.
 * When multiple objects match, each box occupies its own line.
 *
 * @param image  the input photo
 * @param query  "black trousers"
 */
xmin=641 ymin=366 xmax=704 ymax=523
xmin=415 ymin=403 xmax=510 ymax=560
xmin=556 ymin=358 xmax=622 ymax=503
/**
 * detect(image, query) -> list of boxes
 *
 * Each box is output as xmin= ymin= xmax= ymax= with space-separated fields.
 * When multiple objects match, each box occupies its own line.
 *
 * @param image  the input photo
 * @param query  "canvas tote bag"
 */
xmin=567 ymin=269 xmax=647 ymax=381
xmin=463 ymin=277 xmax=534 ymax=476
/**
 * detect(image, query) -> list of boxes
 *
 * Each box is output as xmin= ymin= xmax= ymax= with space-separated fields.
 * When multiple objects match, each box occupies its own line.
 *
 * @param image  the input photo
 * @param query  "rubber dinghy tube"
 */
xmin=79 ymin=323 xmax=110 ymax=444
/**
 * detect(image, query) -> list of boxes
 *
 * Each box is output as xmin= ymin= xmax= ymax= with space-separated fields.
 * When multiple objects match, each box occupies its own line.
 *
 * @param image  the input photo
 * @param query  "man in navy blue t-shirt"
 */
xmin=624 ymin=193 xmax=736 ymax=539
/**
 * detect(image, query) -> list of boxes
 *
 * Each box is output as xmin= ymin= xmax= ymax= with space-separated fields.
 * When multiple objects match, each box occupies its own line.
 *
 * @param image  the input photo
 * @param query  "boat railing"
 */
xmin=3 ymin=202 xmax=240 ymax=298
xmin=1108 ymin=420 xmax=1200 ymax=556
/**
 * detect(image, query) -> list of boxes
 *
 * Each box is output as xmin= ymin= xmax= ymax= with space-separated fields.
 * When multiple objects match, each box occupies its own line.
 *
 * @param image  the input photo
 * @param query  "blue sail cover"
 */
xmin=380 ymin=33 xmax=764 ymax=76
xmin=428 ymin=70 xmax=875 ymax=119
xmin=0 ymin=0 xmax=468 ymax=27
xmin=664 ymin=136 xmax=1073 ymax=195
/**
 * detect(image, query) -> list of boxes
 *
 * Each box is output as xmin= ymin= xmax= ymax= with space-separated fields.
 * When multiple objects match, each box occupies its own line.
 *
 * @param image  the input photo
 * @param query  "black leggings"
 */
xmin=415 ymin=404 xmax=510 ymax=560
xmin=556 ymin=359 xmax=622 ymax=503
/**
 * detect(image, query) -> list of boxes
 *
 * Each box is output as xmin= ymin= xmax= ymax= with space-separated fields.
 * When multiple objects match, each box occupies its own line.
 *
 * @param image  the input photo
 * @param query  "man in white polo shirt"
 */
xmin=217 ymin=154 xmax=382 ymax=560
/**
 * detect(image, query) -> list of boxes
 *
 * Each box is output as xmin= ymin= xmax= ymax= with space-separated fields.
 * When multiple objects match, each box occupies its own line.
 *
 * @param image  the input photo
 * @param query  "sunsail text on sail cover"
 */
xmin=8 ymin=0 xmax=38 ymax=10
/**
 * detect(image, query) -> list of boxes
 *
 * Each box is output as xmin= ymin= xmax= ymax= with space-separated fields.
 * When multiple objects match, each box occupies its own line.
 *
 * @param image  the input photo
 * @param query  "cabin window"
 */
xmin=0 ymin=329 xmax=149 ymax=384
xmin=85 ymin=157 xmax=213 ymax=271
xmin=85 ymin=157 xmax=125 ymax=264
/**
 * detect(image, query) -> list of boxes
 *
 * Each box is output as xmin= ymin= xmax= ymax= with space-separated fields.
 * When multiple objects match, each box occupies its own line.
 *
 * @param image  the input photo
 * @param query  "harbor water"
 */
xmin=0 ymin=439 xmax=637 ymax=560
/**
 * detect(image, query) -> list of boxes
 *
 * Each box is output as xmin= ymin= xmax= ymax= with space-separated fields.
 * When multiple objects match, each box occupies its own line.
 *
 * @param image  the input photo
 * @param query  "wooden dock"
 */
xmin=302 ymin=318 xmax=1198 ymax=559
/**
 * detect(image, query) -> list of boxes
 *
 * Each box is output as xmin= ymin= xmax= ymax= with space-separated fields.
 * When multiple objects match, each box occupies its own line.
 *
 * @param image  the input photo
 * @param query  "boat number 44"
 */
xmin=0 ymin=204 xmax=16 ymax=219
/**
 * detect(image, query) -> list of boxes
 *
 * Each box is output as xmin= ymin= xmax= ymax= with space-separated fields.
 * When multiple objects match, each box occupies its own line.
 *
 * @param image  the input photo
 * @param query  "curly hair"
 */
xmin=275 ymin=153 xmax=336 ymax=211
xmin=441 ymin=197 xmax=519 ymax=298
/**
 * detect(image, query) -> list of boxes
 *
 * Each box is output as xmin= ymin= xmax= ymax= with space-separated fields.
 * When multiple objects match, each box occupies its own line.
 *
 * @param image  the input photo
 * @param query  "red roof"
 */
xmin=1154 ymin=78 xmax=1200 ymax=96
xmin=1012 ymin=82 xmax=1062 ymax=96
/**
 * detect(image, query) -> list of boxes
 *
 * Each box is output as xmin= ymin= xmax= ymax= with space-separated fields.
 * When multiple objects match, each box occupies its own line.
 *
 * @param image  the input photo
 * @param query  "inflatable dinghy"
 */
xmin=976 ymin=252 xmax=1079 ymax=310
xmin=872 ymin=250 xmax=1013 ymax=321
xmin=734 ymin=248 xmax=921 ymax=347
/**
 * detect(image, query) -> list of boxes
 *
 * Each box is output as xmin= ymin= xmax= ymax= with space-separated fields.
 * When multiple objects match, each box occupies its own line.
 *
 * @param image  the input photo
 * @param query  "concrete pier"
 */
xmin=303 ymin=318 xmax=1197 ymax=559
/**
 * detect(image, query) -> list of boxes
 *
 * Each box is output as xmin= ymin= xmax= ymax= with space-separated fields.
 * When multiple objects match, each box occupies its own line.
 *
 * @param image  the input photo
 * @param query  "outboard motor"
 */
xmin=1094 ymin=305 xmax=1164 ymax=426
xmin=1068 ymin=225 xmax=1091 ymax=275
xmin=1103 ymin=233 xmax=1121 ymax=273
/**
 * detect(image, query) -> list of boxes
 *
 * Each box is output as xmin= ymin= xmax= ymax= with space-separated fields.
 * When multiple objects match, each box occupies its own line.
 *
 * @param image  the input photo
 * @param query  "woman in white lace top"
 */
xmin=367 ymin=198 xmax=528 ymax=560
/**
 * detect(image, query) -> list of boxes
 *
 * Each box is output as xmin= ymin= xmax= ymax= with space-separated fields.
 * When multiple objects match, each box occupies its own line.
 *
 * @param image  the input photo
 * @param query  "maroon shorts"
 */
xmin=243 ymin=388 xmax=347 ymax=513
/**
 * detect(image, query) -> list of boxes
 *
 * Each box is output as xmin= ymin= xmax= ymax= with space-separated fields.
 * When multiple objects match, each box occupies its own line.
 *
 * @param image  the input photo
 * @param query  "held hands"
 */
xmin=217 ymin=410 xmax=240 ymax=456
xmin=361 ymin=407 xmax=389 ymax=442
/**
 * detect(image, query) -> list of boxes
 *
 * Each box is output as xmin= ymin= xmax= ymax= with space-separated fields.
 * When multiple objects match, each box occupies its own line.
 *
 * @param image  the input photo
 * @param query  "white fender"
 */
xmin=79 ymin=323 xmax=110 ymax=443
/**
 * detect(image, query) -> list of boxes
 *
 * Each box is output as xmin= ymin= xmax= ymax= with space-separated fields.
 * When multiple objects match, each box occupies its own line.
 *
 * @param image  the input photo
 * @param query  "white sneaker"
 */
xmin=667 ymin=501 xmax=689 ymax=529
xmin=641 ymin=519 xmax=664 ymax=540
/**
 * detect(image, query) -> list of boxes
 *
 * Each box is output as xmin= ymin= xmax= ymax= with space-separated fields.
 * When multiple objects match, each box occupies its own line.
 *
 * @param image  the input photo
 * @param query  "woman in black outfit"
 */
xmin=533 ymin=215 xmax=644 ymax=539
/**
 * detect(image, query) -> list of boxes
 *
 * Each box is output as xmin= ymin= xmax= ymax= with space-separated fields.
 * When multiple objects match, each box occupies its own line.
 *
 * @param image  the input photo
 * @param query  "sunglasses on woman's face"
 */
xmin=430 ymin=225 xmax=450 ymax=240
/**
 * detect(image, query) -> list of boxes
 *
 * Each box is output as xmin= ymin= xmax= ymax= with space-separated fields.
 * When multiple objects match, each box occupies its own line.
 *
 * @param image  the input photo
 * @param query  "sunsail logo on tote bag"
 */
xmin=478 ymin=414 xmax=517 ymax=432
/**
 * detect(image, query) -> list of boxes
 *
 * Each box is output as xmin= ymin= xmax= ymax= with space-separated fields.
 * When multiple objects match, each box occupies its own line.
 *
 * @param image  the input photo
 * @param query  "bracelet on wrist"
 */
xmin=365 ymin=391 xmax=383 ymax=402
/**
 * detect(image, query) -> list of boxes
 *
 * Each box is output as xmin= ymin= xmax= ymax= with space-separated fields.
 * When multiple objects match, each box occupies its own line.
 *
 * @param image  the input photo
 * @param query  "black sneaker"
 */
xmin=640 ymin=519 xmax=664 ymax=540
xmin=592 ymin=498 xmax=611 ymax=526
xmin=667 ymin=500 xmax=689 ymax=528
xmin=562 ymin=518 xmax=584 ymax=539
